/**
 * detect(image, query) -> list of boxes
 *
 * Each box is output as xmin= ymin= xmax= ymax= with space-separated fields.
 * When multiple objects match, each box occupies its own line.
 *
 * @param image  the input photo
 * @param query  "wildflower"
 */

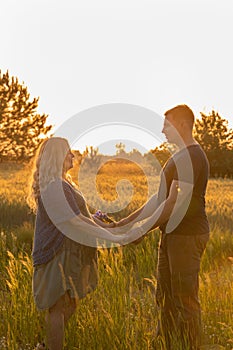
xmin=93 ymin=210 xmax=115 ymax=223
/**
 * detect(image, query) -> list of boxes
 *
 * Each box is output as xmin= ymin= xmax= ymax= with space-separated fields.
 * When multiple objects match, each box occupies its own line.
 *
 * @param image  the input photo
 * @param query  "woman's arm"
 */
xmin=70 ymin=213 xmax=118 ymax=238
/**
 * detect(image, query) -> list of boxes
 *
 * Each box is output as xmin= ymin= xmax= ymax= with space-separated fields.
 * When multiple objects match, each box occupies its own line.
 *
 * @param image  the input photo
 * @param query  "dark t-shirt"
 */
xmin=32 ymin=179 xmax=81 ymax=266
xmin=158 ymin=144 xmax=210 ymax=235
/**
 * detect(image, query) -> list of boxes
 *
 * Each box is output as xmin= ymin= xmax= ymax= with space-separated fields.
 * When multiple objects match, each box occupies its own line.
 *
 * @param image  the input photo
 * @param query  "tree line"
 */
xmin=1 ymin=70 xmax=233 ymax=177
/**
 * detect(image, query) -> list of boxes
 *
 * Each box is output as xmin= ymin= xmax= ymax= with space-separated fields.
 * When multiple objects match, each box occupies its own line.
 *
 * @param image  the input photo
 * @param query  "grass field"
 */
xmin=0 ymin=161 xmax=232 ymax=349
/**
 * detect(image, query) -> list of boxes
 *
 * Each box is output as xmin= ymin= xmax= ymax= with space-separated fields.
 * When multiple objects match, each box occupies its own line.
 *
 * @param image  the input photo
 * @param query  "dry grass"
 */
xmin=0 ymin=162 xmax=232 ymax=349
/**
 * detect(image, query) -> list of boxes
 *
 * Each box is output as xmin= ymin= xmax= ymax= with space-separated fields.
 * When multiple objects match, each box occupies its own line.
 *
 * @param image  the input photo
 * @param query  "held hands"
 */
xmin=93 ymin=210 xmax=115 ymax=223
xmin=93 ymin=210 xmax=128 ymax=231
xmin=92 ymin=193 xmax=159 ymax=245
xmin=93 ymin=210 xmax=148 ymax=245
xmin=92 ymin=210 xmax=116 ymax=228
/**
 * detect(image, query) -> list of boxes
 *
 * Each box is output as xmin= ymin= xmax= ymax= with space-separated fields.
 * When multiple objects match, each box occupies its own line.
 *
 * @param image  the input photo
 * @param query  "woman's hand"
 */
xmin=93 ymin=216 xmax=113 ymax=228
xmin=92 ymin=210 xmax=116 ymax=227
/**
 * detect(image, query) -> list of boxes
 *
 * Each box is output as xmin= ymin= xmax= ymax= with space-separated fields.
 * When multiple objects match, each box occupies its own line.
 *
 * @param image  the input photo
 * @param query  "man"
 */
xmin=116 ymin=105 xmax=210 ymax=349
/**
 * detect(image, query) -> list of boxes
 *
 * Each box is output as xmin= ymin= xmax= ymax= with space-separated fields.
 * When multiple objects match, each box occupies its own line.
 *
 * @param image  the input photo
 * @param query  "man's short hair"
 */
xmin=164 ymin=104 xmax=195 ymax=126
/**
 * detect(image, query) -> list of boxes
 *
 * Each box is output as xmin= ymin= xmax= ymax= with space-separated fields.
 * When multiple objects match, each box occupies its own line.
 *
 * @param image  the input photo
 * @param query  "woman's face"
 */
xmin=63 ymin=149 xmax=75 ymax=173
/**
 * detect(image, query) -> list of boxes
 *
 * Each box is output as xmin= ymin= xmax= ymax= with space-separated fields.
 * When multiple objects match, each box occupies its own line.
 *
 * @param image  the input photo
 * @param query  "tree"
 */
xmin=150 ymin=142 xmax=175 ymax=167
xmin=0 ymin=70 xmax=52 ymax=161
xmin=194 ymin=110 xmax=233 ymax=152
xmin=82 ymin=145 xmax=102 ymax=168
xmin=128 ymin=148 xmax=143 ymax=163
xmin=115 ymin=142 xmax=126 ymax=156
xmin=194 ymin=110 xmax=233 ymax=177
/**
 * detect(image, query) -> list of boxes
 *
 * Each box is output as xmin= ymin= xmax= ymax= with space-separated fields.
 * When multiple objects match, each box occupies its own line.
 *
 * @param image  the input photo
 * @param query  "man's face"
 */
xmin=162 ymin=114 xmax=180 ymax=144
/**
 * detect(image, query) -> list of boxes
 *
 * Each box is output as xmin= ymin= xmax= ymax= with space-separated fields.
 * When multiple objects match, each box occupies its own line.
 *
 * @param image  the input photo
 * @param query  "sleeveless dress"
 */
xmin=33 ymin=187 xmax=98 ymax=310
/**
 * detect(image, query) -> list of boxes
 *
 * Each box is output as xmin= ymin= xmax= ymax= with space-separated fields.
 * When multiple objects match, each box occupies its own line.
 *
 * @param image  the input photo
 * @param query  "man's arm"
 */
xmin=119 ymin=180 xmax=193 ymax=245
xmin=116 ymin=193 xmax=158 ymax=227
xmin=147 ymin=180 xmax=180 ymax=230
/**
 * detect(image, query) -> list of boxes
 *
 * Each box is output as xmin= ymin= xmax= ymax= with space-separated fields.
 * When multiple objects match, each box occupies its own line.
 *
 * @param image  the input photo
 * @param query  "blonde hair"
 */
xmin=27 ymin=137 xmax=72 ymax=212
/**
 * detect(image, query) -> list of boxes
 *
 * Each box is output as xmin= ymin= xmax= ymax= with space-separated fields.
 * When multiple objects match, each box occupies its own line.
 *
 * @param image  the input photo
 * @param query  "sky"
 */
xmin=1 ymin=0 xmax=233 ymax=154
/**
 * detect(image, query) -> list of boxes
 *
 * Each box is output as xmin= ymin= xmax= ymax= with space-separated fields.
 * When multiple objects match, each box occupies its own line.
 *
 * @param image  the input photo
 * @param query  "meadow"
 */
xmin=0 ymin=160 xmax=232 ymax=350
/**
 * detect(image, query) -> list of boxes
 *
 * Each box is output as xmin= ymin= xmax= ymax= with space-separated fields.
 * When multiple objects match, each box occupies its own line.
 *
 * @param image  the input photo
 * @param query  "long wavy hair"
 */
xmin=27 ymin=137 xmax=72 ymax=212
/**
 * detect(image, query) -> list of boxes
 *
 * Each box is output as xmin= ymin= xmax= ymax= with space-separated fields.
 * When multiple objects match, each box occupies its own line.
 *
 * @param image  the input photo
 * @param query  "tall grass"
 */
xmin=0 ymin=163 xmax=232 ymax=349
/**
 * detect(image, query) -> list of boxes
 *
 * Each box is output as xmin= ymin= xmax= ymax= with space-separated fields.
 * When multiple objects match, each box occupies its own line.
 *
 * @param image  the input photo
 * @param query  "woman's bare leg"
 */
xmin=45 ymin=294 xmax=66 ymax=350
xmin=64 ymin=292 xmax=78 ymax=325
xmin=45 ymin=292 xmax=78 ymax=349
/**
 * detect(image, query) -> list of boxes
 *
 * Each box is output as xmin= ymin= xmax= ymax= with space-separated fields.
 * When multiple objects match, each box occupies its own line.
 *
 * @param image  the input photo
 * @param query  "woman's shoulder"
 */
xmin=62 ymin=179 xmax=77 ymax=193
xmin=45 ymin=179 xmax=83 ymax=201
xmin=44 ymin=178 xmax=63 ymax=190
xmin=46 ymin=178 xmax=72 ymax=189
xmin=41 ymin=179 xmax=73 ymax=198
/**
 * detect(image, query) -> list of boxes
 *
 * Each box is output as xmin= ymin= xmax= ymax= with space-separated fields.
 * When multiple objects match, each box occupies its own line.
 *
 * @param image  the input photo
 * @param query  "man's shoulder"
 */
xmin=188 ymin=145 xmax=209 ymax=169
xmin=174 ymin=144 xmax=208 ymax=164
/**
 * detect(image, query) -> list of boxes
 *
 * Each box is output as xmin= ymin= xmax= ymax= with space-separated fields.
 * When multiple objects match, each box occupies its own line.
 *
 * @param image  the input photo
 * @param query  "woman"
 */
xmin=28 ymin=137 xmax=123 ymax=350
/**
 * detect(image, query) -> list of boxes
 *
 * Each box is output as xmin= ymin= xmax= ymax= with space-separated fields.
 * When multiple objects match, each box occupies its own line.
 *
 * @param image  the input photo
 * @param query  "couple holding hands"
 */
xmin=29 ymin=105 xmax=209 ymax=350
